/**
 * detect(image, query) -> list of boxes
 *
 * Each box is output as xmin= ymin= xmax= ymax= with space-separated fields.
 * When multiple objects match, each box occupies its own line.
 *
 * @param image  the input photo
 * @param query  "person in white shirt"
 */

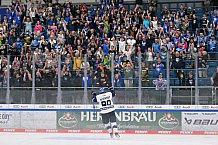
xmin=118 ymin=37 xmax=126 ymax=53
xmin=127 ymin=35 xmax=136 ymax=50
xmin=92 ymin=87 xmax=120 ymax=138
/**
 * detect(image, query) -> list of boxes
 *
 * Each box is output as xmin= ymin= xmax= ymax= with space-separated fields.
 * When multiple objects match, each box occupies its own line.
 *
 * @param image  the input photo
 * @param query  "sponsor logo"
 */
xmin=201 ymin=106 xmax=209 ymax=109
xmin=184 ymin=118 xmax=218 ymax=125
xmin=39 ymin=105 xmax=46 ymax=108
xmin=13 ymin=105 xmax=20 ymax=108
xmin=146 ymin=106 xmax=153 ymax=109
xmin=182 ymin=106 xmax=191 ymax=109
xmin=73 ymin=106 xmax=81 ymax=108
xmin=81 ymin=112 xmax=156 ymax=122
xmin=154 ymin=106 xmax=162 ymax=108
xmin=58 ymin=112 xmax=78 ymax=128
xmin=0 ymin=113 xmax=12 ymax=124
xmin=174 ymin=106 xmax=181 ymax=109
xmin=127 ymin=106 xmax=134 ymax=108
xmin=210 ymin=106 xmax=218 ymax=109
xmin=158 ymin=113 xmax=179 ymax=129
xmin=64 ymin=105 xmax=73 ymax=108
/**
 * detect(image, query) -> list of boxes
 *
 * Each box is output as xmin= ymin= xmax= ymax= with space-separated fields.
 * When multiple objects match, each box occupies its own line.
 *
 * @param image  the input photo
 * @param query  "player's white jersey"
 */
xmin=96 ymin=92 xmax=115 ymax=114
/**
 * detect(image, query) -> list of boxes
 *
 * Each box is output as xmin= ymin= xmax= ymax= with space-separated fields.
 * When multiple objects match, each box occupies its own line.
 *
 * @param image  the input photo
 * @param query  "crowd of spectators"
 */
xmin=0 ymin=0 xmax=217 ymax=88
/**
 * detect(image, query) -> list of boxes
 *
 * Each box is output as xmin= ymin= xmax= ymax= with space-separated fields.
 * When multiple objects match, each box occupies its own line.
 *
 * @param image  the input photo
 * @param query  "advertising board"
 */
xmin=56 ymin=111 xmax=181 ymax=130
xmin=182 ymin=112 xmax=218 ymax=131
xmin=0 ymin=111 xmax=56 ymax=129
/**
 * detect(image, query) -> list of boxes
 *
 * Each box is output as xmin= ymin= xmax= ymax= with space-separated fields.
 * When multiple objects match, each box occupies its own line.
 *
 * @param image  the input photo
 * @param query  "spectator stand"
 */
xmin=0 ymin=0 xmax=217 ymax=105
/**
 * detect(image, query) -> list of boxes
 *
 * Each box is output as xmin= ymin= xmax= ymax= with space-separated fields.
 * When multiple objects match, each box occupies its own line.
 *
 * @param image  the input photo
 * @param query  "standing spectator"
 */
xmin=198 ymin=52 xmax=208 ymax=78
xmin=141 ymin=61 xmax=149 ymax=87
xmin=118 ymin=37 xmax=126 ymax=53
xmin=171 ymin=51 xmax=184 ymax=76
xmin=123 ymin=62 xmax=134 ymax=87
xmin=153 ymin=57 xmax=164 ymax=78
xmin=153 ymin=73 xmax=166 ymax=90
xmin=186 ymin=71 xmax=195 ymax=86
xmin=152 ymin=38 xmax=160 ymax=53
xmin=113 ymin=72 xmax=124 ymax=87
xmin=207 ymin=34 xmax=217 ymax=59
xmin=73 ymin=50 xmax=82 ymax=71
xmin=211 ymin=62 xmax=218 ymax=86
xmin=177 ymin=70 xmax=186 ymax=86
xmin=145 ymin=47 xmax=154 ymax=68
xmin=23 ymin=16 xmax=33 ymax=33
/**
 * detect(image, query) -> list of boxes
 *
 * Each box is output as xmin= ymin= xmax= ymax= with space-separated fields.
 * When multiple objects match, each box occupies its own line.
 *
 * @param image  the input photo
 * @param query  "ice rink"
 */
xmin=0 ymin=133 xmax=217 ymax=145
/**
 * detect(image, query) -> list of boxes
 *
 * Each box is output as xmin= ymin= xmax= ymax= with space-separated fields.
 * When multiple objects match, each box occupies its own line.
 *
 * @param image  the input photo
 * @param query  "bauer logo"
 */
xmin=58 ymin=112 xmax=78 ymax=128
xmin=158 ymin=113 xmax=179 ymax=130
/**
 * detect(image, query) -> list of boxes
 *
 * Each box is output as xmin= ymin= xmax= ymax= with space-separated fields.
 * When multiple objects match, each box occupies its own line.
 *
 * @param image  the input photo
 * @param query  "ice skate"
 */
xmin=114 ymin=133 xmax=120 ymax=138
xmin=110 ymin=133 xmax=114 ymax=139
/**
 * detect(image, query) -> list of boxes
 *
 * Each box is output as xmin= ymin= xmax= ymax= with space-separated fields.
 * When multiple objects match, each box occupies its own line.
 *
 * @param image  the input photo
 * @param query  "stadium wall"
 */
xmin=0 ymin=104 xmax=218 ymax=135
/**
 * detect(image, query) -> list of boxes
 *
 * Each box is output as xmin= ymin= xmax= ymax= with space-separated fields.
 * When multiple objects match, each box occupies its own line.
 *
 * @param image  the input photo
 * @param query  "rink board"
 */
xmin=0 ymin=104 xmax=217 ymax=135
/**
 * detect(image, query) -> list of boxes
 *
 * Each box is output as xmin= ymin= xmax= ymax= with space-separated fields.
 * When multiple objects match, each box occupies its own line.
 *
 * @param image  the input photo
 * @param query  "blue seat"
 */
xmin=208 ymin=61 xmax=217 ymax=67
xmin=148 ymin=70 xmax=153 ymax=78
xmin=198 ymin=79 xmax=206 ymax=86
xmin=170 ymin=70 xmax=175 ymax=78
xmin=207 ymin=67 xmax=216 ymax=76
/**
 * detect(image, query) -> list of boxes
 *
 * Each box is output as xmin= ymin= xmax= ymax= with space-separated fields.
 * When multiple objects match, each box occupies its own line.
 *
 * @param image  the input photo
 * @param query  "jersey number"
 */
xmin=101 ymin=100 xmax=111 ymax=106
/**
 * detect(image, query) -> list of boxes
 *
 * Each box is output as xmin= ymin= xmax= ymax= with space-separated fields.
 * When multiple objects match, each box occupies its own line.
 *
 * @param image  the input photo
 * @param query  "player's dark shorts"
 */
xmin=102 ymin=111 xmax=116 ymax=124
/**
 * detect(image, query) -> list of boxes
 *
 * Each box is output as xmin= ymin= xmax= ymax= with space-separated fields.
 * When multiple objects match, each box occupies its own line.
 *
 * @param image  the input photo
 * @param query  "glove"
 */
xmin=108 ymin=86 xmax=114 ymax=91
xmin=91 ymin=91 xmax=96 ymax=96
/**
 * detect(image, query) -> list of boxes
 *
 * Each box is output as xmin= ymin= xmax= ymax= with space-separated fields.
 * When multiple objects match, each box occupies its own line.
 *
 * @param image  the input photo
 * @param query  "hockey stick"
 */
xmin=93 ymin=101 xmax=97 ymax=120
xmin=91 ymin=82 xmax=97 ymax=120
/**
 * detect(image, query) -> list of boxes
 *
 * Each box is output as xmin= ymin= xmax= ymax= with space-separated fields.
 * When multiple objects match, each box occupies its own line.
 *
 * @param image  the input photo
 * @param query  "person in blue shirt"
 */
xmin=64 ymin=12 xmax=70 ymax=23
xmin=207 ymin=34 xmax=217 ymax=59
xmin=152 ymin=38 xmax=160 ymax=53
xmin=102 ymin=39 xmax=109 ymax=55
xmin=5 ymin=8 xmax=11 ymax=21
xmin=143 ymin=15 xmax=150 ymax=29
xmin=153 ymin=57 xmax=165 ymax=78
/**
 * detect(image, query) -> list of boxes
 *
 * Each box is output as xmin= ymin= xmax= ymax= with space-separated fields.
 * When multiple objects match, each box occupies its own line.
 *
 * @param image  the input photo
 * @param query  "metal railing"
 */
xmin=0 ymin=52 xmax=218 ymax=105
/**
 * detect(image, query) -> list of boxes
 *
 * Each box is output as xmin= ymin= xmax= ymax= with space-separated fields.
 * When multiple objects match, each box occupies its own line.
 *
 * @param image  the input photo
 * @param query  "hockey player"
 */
xmin=91 ymin=86 xmax=120 ymax=138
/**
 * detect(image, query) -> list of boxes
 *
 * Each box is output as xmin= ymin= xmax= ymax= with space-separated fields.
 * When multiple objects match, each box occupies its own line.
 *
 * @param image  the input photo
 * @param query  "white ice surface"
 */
xmin=0 ymin=133 xmax=217 ymax=145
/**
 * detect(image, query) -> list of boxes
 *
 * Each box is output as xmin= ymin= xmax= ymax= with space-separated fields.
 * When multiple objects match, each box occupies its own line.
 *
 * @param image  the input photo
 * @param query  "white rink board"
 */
xmin=0 ymin=111 xmax=56 ymax=129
